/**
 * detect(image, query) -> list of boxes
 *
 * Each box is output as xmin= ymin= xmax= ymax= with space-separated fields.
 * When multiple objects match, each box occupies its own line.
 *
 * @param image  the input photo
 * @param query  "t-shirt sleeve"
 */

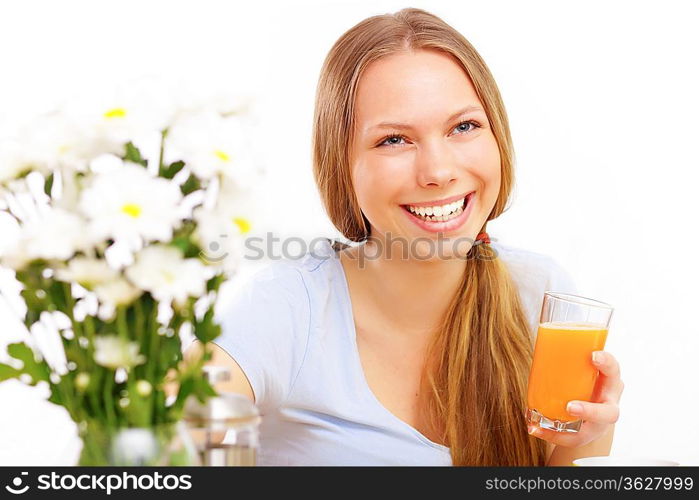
xmin=528 ymin=256 xmax=580 ymax=341
xmin=213 ymin=262 xmax=311 ymax=414
xmin=543 ymin=256 xmax=579 ymax=296
xmin=496 ymin=243 xmax=579 ymax=342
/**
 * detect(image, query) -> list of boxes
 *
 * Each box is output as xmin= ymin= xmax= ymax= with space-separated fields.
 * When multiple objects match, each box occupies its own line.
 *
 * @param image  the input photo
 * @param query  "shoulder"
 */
xmin=214 ymin=238 xmax=340 ymax=336
xmin=252 ymin=236 xmax=338 ymax=280
xmin=222 ymin=236 xmax=335 ymax=301
xmin=491 ymin=241 xmax=578 ymax=337
xmin=212 ymin=246 xmax=337 ymax=412
xmin=492 ymin=240 xmax=578 ymax=295
xmin=211 ymin=238 xmax=342 ymax=411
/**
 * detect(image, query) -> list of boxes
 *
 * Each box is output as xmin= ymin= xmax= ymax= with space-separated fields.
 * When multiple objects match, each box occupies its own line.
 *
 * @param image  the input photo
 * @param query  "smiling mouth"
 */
xmin=400 ymin=192 xmax=473 ymax=222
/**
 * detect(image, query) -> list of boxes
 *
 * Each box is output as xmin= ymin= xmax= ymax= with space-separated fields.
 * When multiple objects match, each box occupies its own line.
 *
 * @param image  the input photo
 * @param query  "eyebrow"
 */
xmin=367 ymin=105 xmax=484 ymax=132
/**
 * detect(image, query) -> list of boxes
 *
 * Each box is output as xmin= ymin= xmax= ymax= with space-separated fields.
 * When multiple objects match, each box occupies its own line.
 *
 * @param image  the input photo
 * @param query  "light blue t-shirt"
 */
xmin=214 ymin=238 xmax=578 ymax=466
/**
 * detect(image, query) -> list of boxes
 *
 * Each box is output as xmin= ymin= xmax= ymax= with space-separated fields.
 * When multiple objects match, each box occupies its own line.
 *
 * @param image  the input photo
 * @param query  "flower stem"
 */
xmin=61 ymin=282 xmax=89 ymax=368
xmin=134 ymin=299 xmax=145 ymax=380
xmin=146 ymin=298 xmax=160 ymax=424
xmin=116 ymin=306 xmax=129 ymax=341
xmin=103 ymin=370 xmax=117 ymax=429
xmin=83 ymin=315 xmax=96 ymax=363
xmin=158 ymin=129 xmax=167 ymax=173
xmin=88 ymin=372 xmax=103 ymax=421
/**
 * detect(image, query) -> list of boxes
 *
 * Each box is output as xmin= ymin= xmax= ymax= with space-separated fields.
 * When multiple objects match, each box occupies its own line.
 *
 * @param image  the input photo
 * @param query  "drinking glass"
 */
xmin=525 ymin=292 xmax=613 ymax=433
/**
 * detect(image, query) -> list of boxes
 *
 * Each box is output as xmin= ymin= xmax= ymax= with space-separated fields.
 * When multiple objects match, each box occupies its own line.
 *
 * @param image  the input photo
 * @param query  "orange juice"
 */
xmin=527 ymin=321 xmax=608 ymax=422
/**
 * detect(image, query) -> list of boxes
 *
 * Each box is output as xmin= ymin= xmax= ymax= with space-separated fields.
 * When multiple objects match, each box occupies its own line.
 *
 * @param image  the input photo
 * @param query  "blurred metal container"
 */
xmin=184 ymin=365 xmax=260 ymax=466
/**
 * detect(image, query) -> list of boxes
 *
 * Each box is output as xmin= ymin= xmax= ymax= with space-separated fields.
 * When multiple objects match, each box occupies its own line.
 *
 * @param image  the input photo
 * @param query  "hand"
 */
xmin=528 ymin=350 xmax=624 ymax=448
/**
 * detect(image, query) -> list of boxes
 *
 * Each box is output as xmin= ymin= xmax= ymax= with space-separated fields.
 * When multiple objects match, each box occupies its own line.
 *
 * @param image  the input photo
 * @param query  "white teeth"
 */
xmin=406 ymin=196 xmax=466 ymax=218
xmin=405 ymin=200 xmax=465 ymax=222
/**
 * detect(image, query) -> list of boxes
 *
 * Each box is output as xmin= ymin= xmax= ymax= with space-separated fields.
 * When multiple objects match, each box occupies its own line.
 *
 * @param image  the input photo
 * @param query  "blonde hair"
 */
xmin=312 ymin=8 xmax=546 ymax=466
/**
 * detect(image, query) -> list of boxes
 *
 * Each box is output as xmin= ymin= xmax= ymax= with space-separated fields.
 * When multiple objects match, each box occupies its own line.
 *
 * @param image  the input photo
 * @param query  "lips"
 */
xmin=401 ymin=190 xmax=475 ymax=208
xmin=401 ymin=191 xmax=475 ymax=233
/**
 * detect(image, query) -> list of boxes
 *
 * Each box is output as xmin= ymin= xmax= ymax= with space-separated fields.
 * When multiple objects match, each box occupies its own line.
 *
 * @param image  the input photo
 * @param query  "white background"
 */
xmin=1 ymin=0 xmax=697 ymax=465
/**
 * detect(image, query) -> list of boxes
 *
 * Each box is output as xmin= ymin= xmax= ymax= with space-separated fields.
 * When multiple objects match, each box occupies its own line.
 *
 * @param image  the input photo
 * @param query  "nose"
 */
xmin=414 ymin=141 xmax=459 ymax=188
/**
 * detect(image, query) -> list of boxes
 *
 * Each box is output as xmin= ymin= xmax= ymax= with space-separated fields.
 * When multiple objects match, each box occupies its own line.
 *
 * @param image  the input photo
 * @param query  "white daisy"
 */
xmin=193 ymin=178 xmax=255 ymax=273
xmin=125 ymin=245 xmax=212 ymax=305
xmin=79 ymin=159 xmax=184 ymax=244
xmin=60 ymin=76 xmax=177 ymax=156
xmin=0 ymin=211 xmax=20 ymax=259
xmin=0 ymin=138 xmax=44 ymax=184
xmin=13 ymin=111 xmax=94 ymax=174
xmin=94 ymin=335 xmax=145 ymax=370
xmin=9 ymin=207 xmax=94 ymax=264
xmin=94 ymin=278 xmax=143 ymax=307
xmin=163 ymin=110 xmax=258 ymax=185
xmin=54 ymin=257 xmax=119 ymax=288
xmin=30 ymin=317 xmax=68 ymax=375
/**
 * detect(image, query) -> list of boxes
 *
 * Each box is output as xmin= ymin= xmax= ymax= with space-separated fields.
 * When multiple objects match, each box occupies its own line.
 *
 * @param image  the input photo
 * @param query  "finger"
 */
xmin=595 ymin=377 xmax=625 ymax=403
xmin=528 ymin=423 xmax=600 ymax=448
xmin=567 ymin=400 xmax=620 ymax=424
xmin=592 ymin=351 xmax=624 ymax=399
xmin=592 ymin=351 xmax=620 ymax=379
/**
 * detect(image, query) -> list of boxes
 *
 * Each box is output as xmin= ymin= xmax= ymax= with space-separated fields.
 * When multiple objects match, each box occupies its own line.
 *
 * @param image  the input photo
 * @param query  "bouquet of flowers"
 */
xmin=0 ymin=78 xmax=261 ymax=464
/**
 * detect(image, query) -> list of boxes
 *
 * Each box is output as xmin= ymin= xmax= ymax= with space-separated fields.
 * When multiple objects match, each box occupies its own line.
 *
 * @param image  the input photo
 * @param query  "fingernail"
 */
xmin=567 ymin=402 xmax=583 ymax=415
xmin=592 ymin=351 xmax=605 ymax=364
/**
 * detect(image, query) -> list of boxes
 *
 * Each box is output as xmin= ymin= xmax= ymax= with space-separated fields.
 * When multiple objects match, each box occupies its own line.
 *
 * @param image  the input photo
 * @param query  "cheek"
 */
xmin=352 ymin=159 xmax=406 ymax=213
xmin=480 ymin=141 xmax=502 ymax=213
xmin=463 ymin=134 xmax=501 ymax=190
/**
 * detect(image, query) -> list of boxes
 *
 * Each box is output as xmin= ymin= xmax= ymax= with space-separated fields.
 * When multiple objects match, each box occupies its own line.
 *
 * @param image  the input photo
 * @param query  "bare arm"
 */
xmin=167 ymin=340 xmax=256 ymax=402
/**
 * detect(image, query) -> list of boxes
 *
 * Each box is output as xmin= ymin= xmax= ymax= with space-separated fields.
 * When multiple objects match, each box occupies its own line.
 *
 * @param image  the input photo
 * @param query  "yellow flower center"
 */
xmin=233 ymin=217 xmax=251 ymax=234
xmin=121 ymin=203 xmax=142 ymax=218
xmin=163 ymin=271 xmax=176 ymax=284
xmin=104 ymin=107 xmax=127 ymax=118
xmin=214 ymin=150 xmax=230 ymax=162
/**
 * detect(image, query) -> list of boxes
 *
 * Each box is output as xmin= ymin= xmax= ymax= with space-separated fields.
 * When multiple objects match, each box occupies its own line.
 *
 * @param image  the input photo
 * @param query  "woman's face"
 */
xmin=350 ymin=49 xmax=501 ymax=259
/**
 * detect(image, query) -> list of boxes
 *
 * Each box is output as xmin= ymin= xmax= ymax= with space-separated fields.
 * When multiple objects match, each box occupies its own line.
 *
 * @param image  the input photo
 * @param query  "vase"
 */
xmin=77 ymin=420 xmax=200 ymax=466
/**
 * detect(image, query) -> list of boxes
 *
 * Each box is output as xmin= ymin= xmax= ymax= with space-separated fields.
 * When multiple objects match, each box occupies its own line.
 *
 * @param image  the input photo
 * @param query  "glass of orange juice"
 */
xmin=526 ymin=292 xmax=613 ymax=433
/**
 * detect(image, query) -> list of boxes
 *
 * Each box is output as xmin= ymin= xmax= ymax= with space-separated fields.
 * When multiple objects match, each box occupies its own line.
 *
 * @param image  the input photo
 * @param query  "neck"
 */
xmin=340 ymin=234 xmax=469 ymax=336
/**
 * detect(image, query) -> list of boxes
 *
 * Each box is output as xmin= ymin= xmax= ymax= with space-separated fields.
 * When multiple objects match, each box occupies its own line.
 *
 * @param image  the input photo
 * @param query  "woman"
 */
xmin=187 ymin=7 xmax=623 ymax=466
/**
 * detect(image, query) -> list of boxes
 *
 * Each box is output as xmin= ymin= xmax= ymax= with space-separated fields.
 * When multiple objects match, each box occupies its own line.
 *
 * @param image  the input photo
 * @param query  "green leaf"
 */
xmin=180 ymin=175 xmax=201 ymax=196
xmin=192 ymin=376 xmax=217 ymax=402
xmin=171 ymin=376 xmax=195 ymax=414
xmin=193 ymin=307 xmax=221 ymax=343
xmin=47 ymin=383 xmax=63 ymax=406
xmin=15 ymin=261 xmax=71 ymax=328
xmin=206 ymin=273 xmax=225 ymax=293
xmin=158 ymin=334 xmax=183 ymax=381
xmin=0 ymin=363 xmax=21 ymax=382
xmin=7 ymin=343 xmax=51 ymax=384
xmin=160 ymin=160 xmax=185 ymax=180
xmin=169 ymin=221 xmax=203 ymax=259
xmin=170 ymin=236 xmax=195 ymax=257
xmin=44 ymin=172 xmax=55 ymax=197
xmin=123 ymin=142 xmax=148 ymax=167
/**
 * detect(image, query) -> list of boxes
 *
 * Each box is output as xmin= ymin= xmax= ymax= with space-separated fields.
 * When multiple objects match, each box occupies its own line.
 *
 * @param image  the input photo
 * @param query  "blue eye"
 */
xmin=453 ymin=120 xmax=479 ymax=134
xmin=377 ymin=120 xmax=482 ymax=148
xmin=381 ymin=136 xmax=405 ymax=147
